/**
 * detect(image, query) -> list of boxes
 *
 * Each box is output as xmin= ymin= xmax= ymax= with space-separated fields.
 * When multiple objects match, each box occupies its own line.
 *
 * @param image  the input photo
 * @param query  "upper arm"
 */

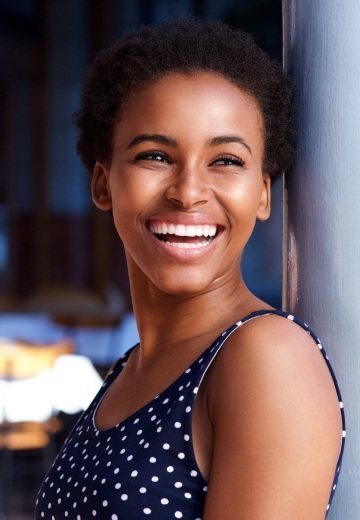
xmin=202 ymin=315 xmax=342 ymax=520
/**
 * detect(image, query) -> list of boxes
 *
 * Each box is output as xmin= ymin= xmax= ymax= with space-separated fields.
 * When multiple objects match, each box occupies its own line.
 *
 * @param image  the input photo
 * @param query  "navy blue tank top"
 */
xmin=35 ymin=310 xmax=345 ymax=519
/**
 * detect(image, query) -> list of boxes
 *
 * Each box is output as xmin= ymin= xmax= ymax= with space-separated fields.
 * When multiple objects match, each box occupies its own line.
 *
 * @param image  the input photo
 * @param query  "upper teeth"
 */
xmin=149 ymin=223 xmax=217 ymax=237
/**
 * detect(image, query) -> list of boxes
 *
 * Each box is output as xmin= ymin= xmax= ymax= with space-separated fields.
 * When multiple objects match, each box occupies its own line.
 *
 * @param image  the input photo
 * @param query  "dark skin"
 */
xmin=92 ymin=72 xmax=342 ymax=519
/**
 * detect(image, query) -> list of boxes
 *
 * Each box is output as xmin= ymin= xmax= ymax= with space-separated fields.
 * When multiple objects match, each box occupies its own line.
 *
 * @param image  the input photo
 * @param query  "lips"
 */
xmin=148 ymin=222 xmax=220 ymax=250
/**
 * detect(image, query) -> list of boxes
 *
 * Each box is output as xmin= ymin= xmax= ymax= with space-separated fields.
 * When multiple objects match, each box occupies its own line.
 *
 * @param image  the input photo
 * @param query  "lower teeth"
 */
xmin=164 ymin=240 xmax=210 ymax=249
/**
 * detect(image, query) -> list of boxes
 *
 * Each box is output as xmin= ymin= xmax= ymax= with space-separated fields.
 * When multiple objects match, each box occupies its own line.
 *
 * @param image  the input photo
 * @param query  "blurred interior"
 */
xmin=0 ymin=0 xmax=282 ymax=518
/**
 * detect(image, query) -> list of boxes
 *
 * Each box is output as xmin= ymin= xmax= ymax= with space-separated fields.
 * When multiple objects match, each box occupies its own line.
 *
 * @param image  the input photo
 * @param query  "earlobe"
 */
xmin=256 ymin=175 xmax=271 ymax=221
xmin=91 ymin=162 xmax=112 ymax=210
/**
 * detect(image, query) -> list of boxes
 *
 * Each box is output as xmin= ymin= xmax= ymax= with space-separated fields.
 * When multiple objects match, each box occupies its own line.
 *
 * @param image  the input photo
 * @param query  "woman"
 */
xmin=36 ymin=18 xmax=345 ymax=519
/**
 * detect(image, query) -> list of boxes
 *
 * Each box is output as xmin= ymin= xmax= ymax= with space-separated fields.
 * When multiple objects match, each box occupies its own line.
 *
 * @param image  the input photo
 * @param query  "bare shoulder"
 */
xmin=202 ymin=313 xmax=342 ymax=520
xmin=208 ymin=312 xmax=340 ymax=404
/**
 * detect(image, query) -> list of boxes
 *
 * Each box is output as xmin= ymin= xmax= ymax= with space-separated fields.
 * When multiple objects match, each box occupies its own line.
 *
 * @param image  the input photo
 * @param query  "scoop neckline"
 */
xmin=91 ymin=340 xmax=212 ymax=435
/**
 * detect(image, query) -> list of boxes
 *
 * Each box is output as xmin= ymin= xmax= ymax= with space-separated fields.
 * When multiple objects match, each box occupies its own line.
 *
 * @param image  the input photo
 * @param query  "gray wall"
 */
xmin=283 ymin=0 xmax=360 ymax=517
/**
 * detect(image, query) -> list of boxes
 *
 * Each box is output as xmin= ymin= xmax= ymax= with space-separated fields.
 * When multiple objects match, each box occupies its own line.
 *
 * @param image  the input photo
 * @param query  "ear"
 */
xmin=256 ymin=175 xmax=271 ymax=221
xmin=91 ymin=162 xmax=112 ymax=210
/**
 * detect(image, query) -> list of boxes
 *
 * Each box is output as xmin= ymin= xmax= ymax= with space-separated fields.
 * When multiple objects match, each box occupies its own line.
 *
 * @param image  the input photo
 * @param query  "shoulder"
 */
xmin=201 ymin=312 xmax=342 ymax=519
xmin=209 ymin=311 xmax=333 ymax=391
xmin=207 ymin=311 xmax=341 ymax=430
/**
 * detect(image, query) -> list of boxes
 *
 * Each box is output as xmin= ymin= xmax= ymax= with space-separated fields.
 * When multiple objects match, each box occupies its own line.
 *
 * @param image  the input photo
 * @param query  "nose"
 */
xmin=165 ymin=164 xmax=211 ymax=209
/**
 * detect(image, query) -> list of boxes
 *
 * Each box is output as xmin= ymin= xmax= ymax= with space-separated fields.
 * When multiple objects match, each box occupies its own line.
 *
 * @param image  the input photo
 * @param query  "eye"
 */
xmin=212 ymin=155 xmax=245 ymax=167
xmin=134 ymin=150 xmax=171 ymax=163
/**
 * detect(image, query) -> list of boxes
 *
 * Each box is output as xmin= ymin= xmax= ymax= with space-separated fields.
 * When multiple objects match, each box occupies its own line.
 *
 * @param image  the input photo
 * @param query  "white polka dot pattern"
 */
xmin=35 ymin=310 xmax=344 ymax=519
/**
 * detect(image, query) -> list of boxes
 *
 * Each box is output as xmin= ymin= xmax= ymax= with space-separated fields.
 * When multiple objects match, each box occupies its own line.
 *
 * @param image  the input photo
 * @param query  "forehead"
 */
xmin=115 ymin=71 xmax=264 ymax=157
xmin=124 ymin=71 xmax=263 ymax=123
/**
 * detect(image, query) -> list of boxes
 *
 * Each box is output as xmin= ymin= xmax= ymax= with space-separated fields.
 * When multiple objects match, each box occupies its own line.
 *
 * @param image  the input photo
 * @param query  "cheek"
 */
xmin=222 ymin=180 xmax=264 ymax=219
xmin=112 ymin=172 xmax=163 ymax=211
xmin=109 ymin=176 xmax=158 ymax=240
xmin=110 ymin=177 xmax=141 ymax=217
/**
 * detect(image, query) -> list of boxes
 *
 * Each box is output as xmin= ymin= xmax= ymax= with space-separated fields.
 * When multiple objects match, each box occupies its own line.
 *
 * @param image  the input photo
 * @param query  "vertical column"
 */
xmin=283 ymin=1 xmax=360 ymax=517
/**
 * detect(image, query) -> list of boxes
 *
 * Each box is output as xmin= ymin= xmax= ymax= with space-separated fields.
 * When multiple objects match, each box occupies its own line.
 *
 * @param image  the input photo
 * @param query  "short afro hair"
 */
xmin=74 ymin=17 xmax=295 ymax=183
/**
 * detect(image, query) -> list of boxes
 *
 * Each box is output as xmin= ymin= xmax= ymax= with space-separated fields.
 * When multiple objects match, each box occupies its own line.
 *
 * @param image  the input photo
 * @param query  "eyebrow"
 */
xmin=208 ymin=135 xmax=253 ymax=156
xmin=126 ymin=134 xmax=178 ymax=150
xmin=125 ymin=133 xmax=252 ymax=155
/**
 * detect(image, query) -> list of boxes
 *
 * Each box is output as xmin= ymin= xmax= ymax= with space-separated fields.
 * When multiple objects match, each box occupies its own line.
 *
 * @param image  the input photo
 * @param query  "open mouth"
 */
xmin=148 ymin=222 xmax=220 ymax=249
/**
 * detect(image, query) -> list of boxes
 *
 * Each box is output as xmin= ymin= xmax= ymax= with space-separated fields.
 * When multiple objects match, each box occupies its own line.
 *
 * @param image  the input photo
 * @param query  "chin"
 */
xmin=149 ymin=273 xmax=216 ymax=297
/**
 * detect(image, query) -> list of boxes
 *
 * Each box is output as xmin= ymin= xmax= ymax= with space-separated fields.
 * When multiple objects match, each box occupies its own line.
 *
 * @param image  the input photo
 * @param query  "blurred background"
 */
xmin=0 ymin=0 xmax=282 ymax=518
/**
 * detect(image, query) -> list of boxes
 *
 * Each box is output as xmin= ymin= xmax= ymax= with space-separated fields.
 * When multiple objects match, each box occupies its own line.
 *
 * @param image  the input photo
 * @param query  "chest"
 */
xmin=35 ymin=362 xmax=209 ymax=519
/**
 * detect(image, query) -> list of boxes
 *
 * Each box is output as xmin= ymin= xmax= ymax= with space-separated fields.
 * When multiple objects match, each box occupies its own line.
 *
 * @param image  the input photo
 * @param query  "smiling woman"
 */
xmin=90 ymin=71 xmax=270 ymax=296
xmin=35 ymin=18 xmax=345 ymax=520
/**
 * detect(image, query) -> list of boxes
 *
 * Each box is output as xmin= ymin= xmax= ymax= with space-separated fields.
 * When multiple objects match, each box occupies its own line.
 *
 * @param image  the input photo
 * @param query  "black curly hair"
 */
xmin=74 ymin=17 xmax=295 ymax=182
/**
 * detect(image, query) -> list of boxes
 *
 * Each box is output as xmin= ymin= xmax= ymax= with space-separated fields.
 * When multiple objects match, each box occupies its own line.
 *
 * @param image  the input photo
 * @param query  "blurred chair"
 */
xmin=0 ymin=338 xmax=73 ymax=514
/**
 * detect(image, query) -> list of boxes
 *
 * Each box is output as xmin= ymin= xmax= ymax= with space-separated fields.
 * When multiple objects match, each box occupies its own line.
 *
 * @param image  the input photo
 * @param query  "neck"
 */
xmin=128 ymin=265 xmax=269 ymax=360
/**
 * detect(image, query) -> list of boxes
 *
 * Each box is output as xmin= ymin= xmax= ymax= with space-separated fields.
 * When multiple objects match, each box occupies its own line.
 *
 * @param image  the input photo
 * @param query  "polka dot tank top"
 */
xmin=35 ymin=310 xmax=345 ymax=519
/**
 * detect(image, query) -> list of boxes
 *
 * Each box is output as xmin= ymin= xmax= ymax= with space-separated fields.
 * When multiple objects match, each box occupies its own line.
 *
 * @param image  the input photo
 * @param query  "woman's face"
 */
xmin=92 ymin=72 xmax=271 ymax=296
